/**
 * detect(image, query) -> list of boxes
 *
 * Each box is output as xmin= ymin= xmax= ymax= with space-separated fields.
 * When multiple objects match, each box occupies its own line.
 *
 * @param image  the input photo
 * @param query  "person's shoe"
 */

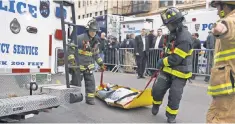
xmin=86 ymin=100 xmax=95 ymax=105
xmin=141 ymin=76 xmax=146 ymax=79
xmin=167 ymin=117 xmax=176 ymax=123
xmin=151 ymin=104 xmax=159 ymax=115
xmin=137 ymin=76 xmax=141 ymax=79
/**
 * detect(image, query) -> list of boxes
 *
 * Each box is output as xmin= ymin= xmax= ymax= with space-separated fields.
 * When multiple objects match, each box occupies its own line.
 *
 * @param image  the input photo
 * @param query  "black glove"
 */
xmin=156 ymin=59 xmax=163 ymax=69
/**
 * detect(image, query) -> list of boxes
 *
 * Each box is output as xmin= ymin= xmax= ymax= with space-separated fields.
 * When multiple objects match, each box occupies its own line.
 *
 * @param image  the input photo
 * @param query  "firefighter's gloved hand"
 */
xmin=100 ymin=65 xmax=106 ymax=71
xmin=156 ymin=59 xmax=163 ymax=69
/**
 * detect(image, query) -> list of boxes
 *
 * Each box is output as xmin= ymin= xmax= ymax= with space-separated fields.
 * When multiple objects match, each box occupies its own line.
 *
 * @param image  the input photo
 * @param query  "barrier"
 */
xmin=103 ymin=48 xmax=214 ymax=77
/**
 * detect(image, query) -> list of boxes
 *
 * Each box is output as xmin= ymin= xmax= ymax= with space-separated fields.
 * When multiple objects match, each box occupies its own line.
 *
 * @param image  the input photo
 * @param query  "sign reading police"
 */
xmin=202 ymin=23 xmax=214 ymax=31
xmin=0 ymin=0 xmax=50 ymax=18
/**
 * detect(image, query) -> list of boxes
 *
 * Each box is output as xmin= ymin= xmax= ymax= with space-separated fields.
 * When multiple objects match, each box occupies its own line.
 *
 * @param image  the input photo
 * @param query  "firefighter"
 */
xmin=206 ymin=1 xmax=235 ymax=123
xmin=68 ymin=18 xmax=105 ymax=105
xmin=151 ymin=7 xmax=193 ymax=123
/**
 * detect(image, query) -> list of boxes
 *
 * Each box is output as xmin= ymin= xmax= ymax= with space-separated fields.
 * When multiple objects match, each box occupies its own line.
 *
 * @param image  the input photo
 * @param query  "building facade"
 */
xmin=75 ymin=0 xmax=209 ymax=20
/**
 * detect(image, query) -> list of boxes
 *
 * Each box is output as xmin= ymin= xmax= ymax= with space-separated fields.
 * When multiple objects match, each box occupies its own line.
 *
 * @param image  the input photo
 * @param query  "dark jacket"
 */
xmin=134 ymin=35 xmax=149 ymax=54
xmin=148 ymin=33 xmax=155 ymax=48
xmin=152 ymin=35 xmax=164 ymax=49
xmin=161 ymin=27 xmax=193 ymax=79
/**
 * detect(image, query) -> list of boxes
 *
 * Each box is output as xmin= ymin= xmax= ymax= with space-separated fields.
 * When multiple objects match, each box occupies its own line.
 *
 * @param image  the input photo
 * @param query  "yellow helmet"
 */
xmin=211 ymin=1 xmax=235 ymax=8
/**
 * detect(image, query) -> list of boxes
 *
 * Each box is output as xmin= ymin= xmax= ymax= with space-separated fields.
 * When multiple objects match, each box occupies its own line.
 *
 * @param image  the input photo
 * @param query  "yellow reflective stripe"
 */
xmin=163 ymin=57 xmax=170 ymax=66
xmin=163 ymin=67 xmax=192 ymax=79
xmin=215 ymin=48 xmax=235 ymax=58
xmin=87 ymin=93 xmax=95 ymax=97
xmin=97 ymin=58 xmax=102 ymax=63
xmin=174 ymin=48 xmax=193 ymax=59
xmin=207 ymin=83 xmax=235 ymax=96
xmin=215 ymin=55 xmax=235 ymax=63
xmin=166 ymin=106 xmax=178 ymax=115
xmin=79 ymin=65 xmax=86 ymax=71
xmin=153 ymin=100 xmax=162 ymax=105
xmin=88 ymin=64 xmax=95 ymax=69
xmin=207 ymin=88 xmax=234 ymax=96
xmin=208 ymin=82 xmax=232 ymax=90
xmin=78 ymin=50 xmax=93 ymax=56
xmin=68 ymin=55 xmax=75 ymax=60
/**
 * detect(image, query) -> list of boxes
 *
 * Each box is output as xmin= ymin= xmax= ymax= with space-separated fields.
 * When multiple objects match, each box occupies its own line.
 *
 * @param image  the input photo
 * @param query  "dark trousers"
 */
xmin=151 ymin=71 xmax=187 ymax=118
xmin=70 ymin=70 xmax=95 ymax=102
xmin=192 ymin=55 xmax=199 ymax=74
xmin=136 ymin=52 xmax=147 ymax=77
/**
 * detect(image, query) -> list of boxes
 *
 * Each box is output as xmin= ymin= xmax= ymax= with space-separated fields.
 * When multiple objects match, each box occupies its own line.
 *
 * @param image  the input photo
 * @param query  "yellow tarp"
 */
xmin=95 ymin=84 xmax=153 ymax=109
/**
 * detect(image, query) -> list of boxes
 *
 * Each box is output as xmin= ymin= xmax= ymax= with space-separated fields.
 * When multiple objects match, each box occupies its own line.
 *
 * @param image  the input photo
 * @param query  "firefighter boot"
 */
xmin=151 ymin=104 xmax=160 ymax=115
xmin=86 ymin=100 xmax=95 ymax=105
xmin=166 ymin=113 xmax=176 ymax=123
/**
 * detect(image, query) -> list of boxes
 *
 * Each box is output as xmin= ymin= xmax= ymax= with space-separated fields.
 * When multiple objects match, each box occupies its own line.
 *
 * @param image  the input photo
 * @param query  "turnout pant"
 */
xmin=151 ymin=71 xmax=187 ymax=118
xmin=70 ymin=70 xmax=96 ymax=102
xmin=136 ymin=51 xmax=147 ymax=77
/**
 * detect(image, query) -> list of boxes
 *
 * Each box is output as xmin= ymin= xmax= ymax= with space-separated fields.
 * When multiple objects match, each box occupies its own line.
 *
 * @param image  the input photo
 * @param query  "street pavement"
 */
xmin=21 ymin=71 xmax=212 ymax=123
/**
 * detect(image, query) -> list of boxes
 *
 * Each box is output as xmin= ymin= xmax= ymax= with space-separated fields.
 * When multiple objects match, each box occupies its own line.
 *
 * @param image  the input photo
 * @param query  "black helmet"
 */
xmin=86 ymin=18 xmax=99 ymax=32
xmin=161 ymin=7 xmax=185 ymax=32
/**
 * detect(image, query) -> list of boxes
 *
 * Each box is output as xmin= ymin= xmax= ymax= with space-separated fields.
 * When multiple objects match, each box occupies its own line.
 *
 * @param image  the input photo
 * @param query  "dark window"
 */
xmin=104 ymin=10 xmax=107 ymax=14
xmin=87 ymin=14 xmax=89 ymax=17
xmin=83 ymin=0 xmax=86 ymax=6
xmin=90 ymin=13 xmax=92 ymax=17
xmin=90 ymin=0 xmax=92 ymax=4
xmin=78 ymin=15 xmax=80 ymax=19
xmin=95 ymin=12 xmax=98 ymax=16
xmin=159 ymin=0 xmax=173 ymax=8
xmin=100 ymin=11 xmax=103 ymax=15
xmin=83 ymin=15 xmax=85 ymax=18
xmin=78 ymin=1 xmax=81 ymax=8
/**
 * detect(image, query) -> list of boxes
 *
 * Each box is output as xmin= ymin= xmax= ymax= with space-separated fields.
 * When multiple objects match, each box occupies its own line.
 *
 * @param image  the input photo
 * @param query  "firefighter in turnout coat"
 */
xmin=68 ymin=18 xmax=105 ymax=105
xmin=206 ymin=1 xmax=235 ymax=123
xmin=151 ymin=7 xmax=193 ymax=123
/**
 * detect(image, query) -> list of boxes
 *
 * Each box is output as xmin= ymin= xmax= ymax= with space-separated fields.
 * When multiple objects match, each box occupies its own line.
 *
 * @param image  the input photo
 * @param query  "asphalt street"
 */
xmin=21 ymin=72 xmax=212 ymax=123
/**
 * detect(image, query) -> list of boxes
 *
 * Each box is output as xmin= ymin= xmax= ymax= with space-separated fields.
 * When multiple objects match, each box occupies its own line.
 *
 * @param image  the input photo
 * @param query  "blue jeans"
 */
xmin=95 ymin=53 xmax=104 ymax=71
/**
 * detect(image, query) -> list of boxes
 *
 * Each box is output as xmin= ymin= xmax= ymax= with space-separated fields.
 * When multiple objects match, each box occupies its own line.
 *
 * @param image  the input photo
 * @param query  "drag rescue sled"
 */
xmin=95 ymin=71 xmax=159 ymax=109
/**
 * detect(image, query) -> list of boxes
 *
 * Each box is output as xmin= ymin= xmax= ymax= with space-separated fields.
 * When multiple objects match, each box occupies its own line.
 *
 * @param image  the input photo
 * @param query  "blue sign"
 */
xmin=202 ymin=23 xmax=214 ymax=31
xmin=55 ymin=7 xmax=67 ymax=19
xmin=0 ymin=0 xmax=51 ymax=18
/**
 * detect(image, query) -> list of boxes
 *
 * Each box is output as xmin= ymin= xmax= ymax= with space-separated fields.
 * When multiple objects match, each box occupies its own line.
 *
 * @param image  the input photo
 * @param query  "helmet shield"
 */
xmin=161 ymin=7 xmax=183 ymax=25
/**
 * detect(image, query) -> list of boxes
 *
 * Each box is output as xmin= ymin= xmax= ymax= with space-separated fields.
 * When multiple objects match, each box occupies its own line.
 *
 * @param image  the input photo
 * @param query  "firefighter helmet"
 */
xmin=211 ymin=1 xmax=235 ymax=8
xmin=161 ymin=7 xmax=184 ymax=25
xmin=86 ymin=18 xmax=99 ymax=32
xmin=161 ymin=7 xmax=185 ymax=32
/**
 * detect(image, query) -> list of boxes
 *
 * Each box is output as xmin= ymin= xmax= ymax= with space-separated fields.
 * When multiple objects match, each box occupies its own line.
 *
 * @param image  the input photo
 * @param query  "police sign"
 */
xmin=202 ymin=23 xmax=214 ymax=31
xmin=0 ymin=0 xmax=50 ymax=18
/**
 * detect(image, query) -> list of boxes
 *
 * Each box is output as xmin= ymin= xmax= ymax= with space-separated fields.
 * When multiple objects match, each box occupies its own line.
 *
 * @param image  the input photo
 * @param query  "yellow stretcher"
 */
xmin=95 ymin=71 xmax=159 ymax=109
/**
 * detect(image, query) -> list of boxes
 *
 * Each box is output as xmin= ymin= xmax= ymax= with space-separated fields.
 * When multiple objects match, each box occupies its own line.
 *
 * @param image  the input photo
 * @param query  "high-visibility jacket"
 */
xmin=162 ymin=27 xmax=193 ymax=79
xmin=68 ymin=32 xmax=103 ymax=72
xmin=207 ymin=10 xmax=235 ymax=96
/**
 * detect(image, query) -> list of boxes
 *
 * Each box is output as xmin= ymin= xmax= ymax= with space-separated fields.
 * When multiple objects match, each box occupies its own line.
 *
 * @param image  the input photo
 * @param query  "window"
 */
xmin=78 ymin=15 xmax=80 ymax=19
xmin=90 ymin=0 xmax=92 ymax=5
xmin=95 ymin=12 xmax=98 ymax=16
xmin=83 ymin=0 xmax=86 ymax=6
xmin=87 ymin=14 xmax=89 ymax=17
xmin=87 ymin=0 xmax=89 ymax=5
xmin=90 ymin=13 xmax=92 ymax=17
xmin=159 ymin=0 xmax=173 ymax=8
xmin=83 ymin=15 xmax=85 ymax=18
xmin=78 ymin=1 xmax=81 ymax=8
xmin=95 ymin=0 xmax=98 ymax=4
xmin=104 ymin=10 xmax=107 ymax=15
xmin=176 ymin=0 xmax=184 ymax=4
xmin=100 ymin=11 xmax=103 ymax=15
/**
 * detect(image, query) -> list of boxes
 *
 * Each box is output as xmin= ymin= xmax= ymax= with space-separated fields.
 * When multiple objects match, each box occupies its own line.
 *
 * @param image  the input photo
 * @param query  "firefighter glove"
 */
xmin=100 ymin=64 xmax=106 ymax=71
xmin=156 ymin=59 xmax=163 ymax=69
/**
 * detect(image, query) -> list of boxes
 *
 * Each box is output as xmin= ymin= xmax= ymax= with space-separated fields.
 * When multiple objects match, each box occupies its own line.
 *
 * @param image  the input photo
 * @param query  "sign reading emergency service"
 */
xmin=0 ymin=0 xmax=54 ymax=69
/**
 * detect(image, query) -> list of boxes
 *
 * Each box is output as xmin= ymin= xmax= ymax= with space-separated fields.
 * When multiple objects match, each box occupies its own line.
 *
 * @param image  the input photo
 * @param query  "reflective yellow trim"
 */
xmin=163 ymin=67 xmax=192 ymax=79
xmin=207 ymin=83 xmax=235 ymax=96
xmin=215 ymin=55 xmax=235 ymax=63
xmin=215 ymin=48 xmax=235 ymax=58
xmin=87 ymin=93 xmax=95 ymax=97
xmin=166 ymin=106 xmax=178 ymax=115
xmin=88 ymin=64 xmax=95 ymax=69
xmin=79 ymin=65 xmax=86 ymax=71
xmin=174 ymin=48 xmax=193 ymax=59
xmin=97 ymin=58 xmax=103 ymax=63
xmin=78 ymin=50 xmax=93 ymax=56
xmin=153 ymin=100 xmax=162 ymax=105
xmin=208 ymin=83 xmax=232 ymax=90
xmin=163 ymin=57 xmax=170 ymax=66
xmin=68 ymin=55 xmax=75 ymax=60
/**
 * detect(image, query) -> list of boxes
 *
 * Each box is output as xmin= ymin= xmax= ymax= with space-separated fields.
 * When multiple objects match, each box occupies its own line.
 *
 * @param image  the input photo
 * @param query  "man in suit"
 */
xmin=191 ymin=33 xmax=201 ymax=80
xmin=134 ymin=28 xmax=149 ymax=79
xmin=153 ymin=28 xmax=164 ymax=49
